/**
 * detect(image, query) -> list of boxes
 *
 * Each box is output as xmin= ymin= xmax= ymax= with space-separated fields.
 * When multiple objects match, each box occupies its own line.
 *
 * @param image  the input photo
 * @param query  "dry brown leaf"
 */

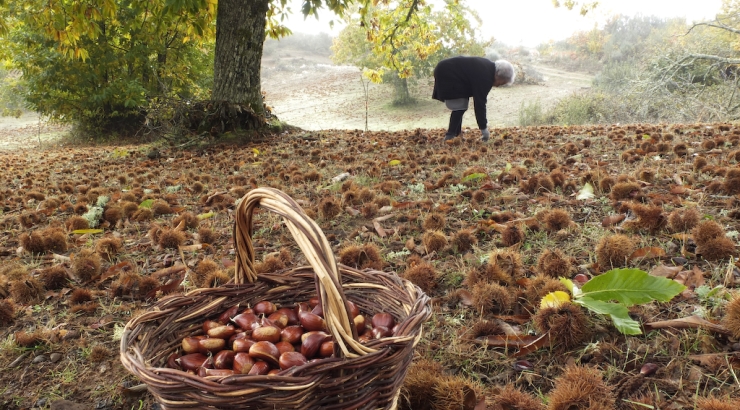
xmin=672 ymin=233 xmax=690 ymax=241
xmin=674 ymin=266 xmax=705 ymax=289
xmin=670 ymin=186 xmax=689 ymax=195
xmin=629 ymin=246 xmax=666 ymax=260
xmin=649 ymin=264 xmax=682 ymax=278
xmin=644 ymin=315 xmax=732 ymax=335
xmin=344 ymin=207 xmax=360 ymax=216
xmin=602 ymin=214 xmax=626 ymax=227
xmin=513 ymin=333 xmax=552 ymax=357
xmin=373 ymin=221 xmax=387 ymax=238
xmin=457 ymin=289 xmax=474 ymax=306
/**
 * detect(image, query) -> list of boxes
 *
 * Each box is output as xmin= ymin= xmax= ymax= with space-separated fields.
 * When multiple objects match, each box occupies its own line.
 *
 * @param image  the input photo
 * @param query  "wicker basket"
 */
xmin=120 ymin=187 xmax=431 ymax=409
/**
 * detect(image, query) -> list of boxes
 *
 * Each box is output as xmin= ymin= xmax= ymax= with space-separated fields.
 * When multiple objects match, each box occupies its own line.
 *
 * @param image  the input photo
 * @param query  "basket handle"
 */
xmin=234 ymin=187 xmax=376 ymax=358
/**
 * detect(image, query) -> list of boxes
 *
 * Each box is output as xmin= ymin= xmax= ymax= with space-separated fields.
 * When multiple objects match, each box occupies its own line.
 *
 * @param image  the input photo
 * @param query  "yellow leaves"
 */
xmin=541 ymin=291 xmax=571 ymax=309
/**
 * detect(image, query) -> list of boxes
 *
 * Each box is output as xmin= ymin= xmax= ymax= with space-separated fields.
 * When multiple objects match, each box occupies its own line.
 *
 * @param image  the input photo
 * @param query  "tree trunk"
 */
xmin=212 ymin=0 xmax=269 ymax=115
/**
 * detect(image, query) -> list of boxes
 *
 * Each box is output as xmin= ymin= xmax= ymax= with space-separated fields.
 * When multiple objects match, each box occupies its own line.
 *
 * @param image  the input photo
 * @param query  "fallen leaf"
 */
xmin=670 ymin=185 xmax=689 ymax=195
xmin=672 ymin=233 xmax=690 ymax=241
xmin=601 ymin=214 xmax=626 ymax=227
xmin=629 ymin=246 xmax=666 ymax=260
xmin=513 ymin=333 xmax=552 ymax=357
xmin=649 ymin=264 xmax=682 ymax=278
xmin=644 ymin=315 xmax=732 ymax=335
xmin=373 ymin=221 xmax=387 ymax=238
xmin=457 ymin=289 xmax=474 ymax=306
xmin=71 ymin=229 xmax=104 ymax=235
xmin=344 ymin=207 xmax=360 ymax=216
xmin=674 ymin=266 xmax=705 ymax=289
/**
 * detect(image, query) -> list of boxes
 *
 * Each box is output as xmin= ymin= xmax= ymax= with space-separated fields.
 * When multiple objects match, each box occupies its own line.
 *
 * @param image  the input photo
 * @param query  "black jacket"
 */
xmin=432 ymin=56 xmax=496 ymax=129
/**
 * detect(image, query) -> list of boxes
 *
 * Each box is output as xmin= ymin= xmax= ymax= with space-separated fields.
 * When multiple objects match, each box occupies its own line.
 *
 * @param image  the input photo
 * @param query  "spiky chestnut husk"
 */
xmin=610 ymin=182 xmax=641 ymax=200
xmin=692 ymin=220 xmax=726 ymax=245
xmin=673 ymin=143 xmax=689 ymax=157
xmin=20 ymin=231 xmax=47 ymax=254
xmin=95 ymin=237 xmax=123 ymax=260
xmin=173 ymin=212 xmax=199 ymax=230
xmin=471 ymin=282 xmax=515 ymax=314
xmin=65 ymin=215 xmax=90 ymax=231
xmin=198 ymin=227 xmax=217 ymax=244
xmin=158 ymin=227 xmax=186 ymax=250
xmin=696 ymin=396 xmax=740 ymax=410
xmin=193 ymin=259 xmax=220 ymax=288
xmin=501 ymin=224 xmax=524 ymax=247
xmin=72 ymin=249 xmax=102 ymax=283
xmin=422 ymin=213 xmax=446 ymax=231
xmin=491 ymin=384 xmax=545 ymax=410
xmin=470 ymin=320 xmax=504 ymax=339
xmin=432 ymin=375 xmax=484 ymax=410
xmin=102 ymin=206 xmax=122 ymax=225
xmin=319 ymin=197 xmax=341 ymax=220
xmin=203 ymin=270 xmax=230 ymax=288
xmin=402 ymin=263 xmax=437 ymax=295
xmin=119 ymin=201 xmax=139 ymax=218
xmin=533 ymin=303 xmax=589 ymax=351
xmin=694 ymin=156 xmax=708 ymax=172
xmin=151 ymin=200 xmax=173 ymax=215
xmin=14 ymin=330 xmax=43 ymax=347
xmin=537 ymin=249 xmax=572 ymax=278
xmin=255 ymin=255 xmax=286 ymax=274
xmin=360 ymin=203 xmax=378 ymax=218
xmin=667 ymin=208 xmax=700 ymax=232
xmin=543 ymin=209 xmax=572 ymax=232
xmin=598 ymin=176 xmax=615 ymax=193
xmin=624 ymin=203 xmax=667 ymax=233
xmin=451 ymin=229 xmax=477 ymax=254
xmin=422 ymin=230 xmax=448 ymax=254
xmin=131 ymin=208 xmax=153 ymax=221
xmin=595 ymin=234 xmax=635 ymax=269
xmin=9 ymin=278 xmax=44 ymax=304
xmin=398 ymin=359 xmax=444 ymax=410
xmin=697 ymin=236 xmax=736 ymax=261
xmin=488 ymin=248 xmax=524 ymax=284
xmin=546 ymin=365 xmax=615 ymax=410
xmin=0 ymin=299 xmax=16 ymax=326
xmin=69 ymin=288 xmax=93 ymax=305
xmin=89 ymin=345 xmax=110 ymax=363
xmin=40 ymin=265 xmax=68 ymax=290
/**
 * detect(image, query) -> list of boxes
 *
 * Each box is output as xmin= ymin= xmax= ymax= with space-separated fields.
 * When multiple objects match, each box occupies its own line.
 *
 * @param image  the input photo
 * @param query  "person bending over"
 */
xmin=432 ymin=56 xmax=515 ymax=142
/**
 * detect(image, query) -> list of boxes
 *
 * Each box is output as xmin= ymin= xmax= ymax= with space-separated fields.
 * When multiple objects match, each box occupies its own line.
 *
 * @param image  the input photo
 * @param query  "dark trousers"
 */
xmin=446 ymin=110 xmax=466 ymax=137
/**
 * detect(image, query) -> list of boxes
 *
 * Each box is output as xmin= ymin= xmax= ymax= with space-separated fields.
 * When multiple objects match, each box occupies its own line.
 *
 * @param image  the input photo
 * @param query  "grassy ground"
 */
xmin=2 ymin=121 xmax=740 ymax=409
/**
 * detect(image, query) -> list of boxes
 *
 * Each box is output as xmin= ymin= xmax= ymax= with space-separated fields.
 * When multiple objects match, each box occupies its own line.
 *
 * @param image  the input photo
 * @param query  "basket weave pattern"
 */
xmin=120 ymin=188 xmax=431 ymax=409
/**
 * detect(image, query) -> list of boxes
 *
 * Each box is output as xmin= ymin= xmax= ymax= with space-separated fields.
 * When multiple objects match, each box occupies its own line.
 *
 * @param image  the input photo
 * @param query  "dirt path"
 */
xmin=261 ymin=56 xmax=594 ymax=132
xmin=0 ymin=111 xmax=69 ymax=151
xmin=0 ymin=59 xmax=592 ymax=151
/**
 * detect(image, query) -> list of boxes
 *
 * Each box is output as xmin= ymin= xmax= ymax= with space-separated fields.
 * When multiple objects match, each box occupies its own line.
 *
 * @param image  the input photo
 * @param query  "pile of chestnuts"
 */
xmin=168 ymin=297 xmax=398 ymax=377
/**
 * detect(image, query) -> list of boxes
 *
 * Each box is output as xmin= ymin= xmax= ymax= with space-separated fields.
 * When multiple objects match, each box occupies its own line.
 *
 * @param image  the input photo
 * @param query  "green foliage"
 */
xmin=557 ymin=268 xmax=686 ymax=335
xmin=518 ymin=99 xmax=544 ymax=127
xmin=0 ymin=0 xmax=215 ymax=132
xmin=332 ymin=0 xmax=489 ymax=104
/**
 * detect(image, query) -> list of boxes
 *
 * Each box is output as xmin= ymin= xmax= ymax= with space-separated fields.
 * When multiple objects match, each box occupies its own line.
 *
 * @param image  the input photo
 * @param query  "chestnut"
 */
xmin=249 ymin=341 xmax=280 ymax=367
xmin=308 ymin=296 xmax=320 ymax=308
xmin=182 ymin=337 xmax=201 ymax=354
xmin=279 ymin=351 xmax=308 ymax=370
xmin=252 ymin=325 xmax=281 ymax=343
xmin=207 ymin=324 xmax=236 ymax=339
xmin=299 ymin=312 xmax=325 ymax=332
xmin=233 ymin=338 xmax=256 ymax=353
xmin=346 ymin=301 xmax=360 ymax=318
xmin=253 ymin=300 xmax=276 ymax=316
xmin=276 ymin=307 xmax=299 ymax=326
xmin=177 ymin=353 xmax=210 ymax=371
xmin=267 ymin=312 xmax=289 ymax=328
xmin=213 ymin=350 xmax=236 ymax=369
xmin=353 ymin=315 xmax=366 ymax=335
xmin=371 ymin=326 xmax=391 ymax=339
xmin=202 ymin=320 xmax=222 ymax=334
xmin=198 ymin=337 xmax=225 ymax=354
xmin=205 ymin=368 xmax=235 ymax=377
xmin=280 ymin=326 xmax=303 ymax=344
xmin=319 ymin=340 xmax=335 ymax=358
xmin=247 ymin=360 xmax=271 ymax=375
xmin=371 ymin=313 xmax=395 ymax=329
xmin=301 ymin=332 xmax=328 ymax=359
xmin=167 ymin=353 xmax=181 ymax=370
xmin=217 ymin=305 xmax=239 ymax=324
xmin=232 ymin=352 xmax=256 ymax=374
xmin=232 ymin=312 xmax=260 ymax=330
xmin=275 ymin=341 xmax=295 ymax=355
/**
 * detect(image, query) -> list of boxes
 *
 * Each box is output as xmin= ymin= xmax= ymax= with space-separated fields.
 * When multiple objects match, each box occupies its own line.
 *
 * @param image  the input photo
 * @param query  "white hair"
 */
xmin=495 ymin=60 xmax=516 ymax=86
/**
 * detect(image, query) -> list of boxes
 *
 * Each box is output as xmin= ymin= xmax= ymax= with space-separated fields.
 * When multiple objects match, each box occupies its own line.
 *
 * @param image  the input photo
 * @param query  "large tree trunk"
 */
xmin=212 ymin=0 xmax=269 ymax=115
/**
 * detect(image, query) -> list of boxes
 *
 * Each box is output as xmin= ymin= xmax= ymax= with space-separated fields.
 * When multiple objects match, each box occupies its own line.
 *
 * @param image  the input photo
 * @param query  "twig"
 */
xmin=8 ymin=351 xmax=30 ymax=368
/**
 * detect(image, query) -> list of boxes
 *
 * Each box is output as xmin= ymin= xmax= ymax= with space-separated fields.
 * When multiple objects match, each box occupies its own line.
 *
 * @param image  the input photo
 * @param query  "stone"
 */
xmin=50 ymin=400 xmax=88 ymax=410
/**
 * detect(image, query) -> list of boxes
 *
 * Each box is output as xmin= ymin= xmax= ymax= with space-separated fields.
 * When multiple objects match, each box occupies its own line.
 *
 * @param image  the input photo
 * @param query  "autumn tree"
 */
xmin=332 ymin=0 xmax=488 ymax=104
